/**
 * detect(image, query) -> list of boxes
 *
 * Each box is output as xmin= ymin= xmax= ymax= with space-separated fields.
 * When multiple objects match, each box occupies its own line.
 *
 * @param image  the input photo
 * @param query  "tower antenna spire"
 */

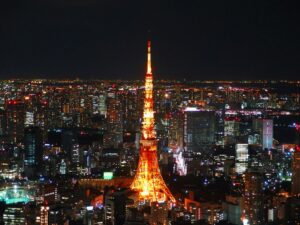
xmin=147 ymin=40 xmax=152 ymax=75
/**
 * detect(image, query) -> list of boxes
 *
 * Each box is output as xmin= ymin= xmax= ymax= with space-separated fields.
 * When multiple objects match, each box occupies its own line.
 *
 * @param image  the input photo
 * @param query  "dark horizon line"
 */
xmin=0 ymin=77 xmax=299 ymax=82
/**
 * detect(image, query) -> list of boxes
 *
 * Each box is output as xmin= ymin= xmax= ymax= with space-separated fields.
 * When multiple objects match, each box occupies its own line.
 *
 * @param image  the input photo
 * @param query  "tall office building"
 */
xmin=5 ymin=100 xmax=25 ymax=143
xmin=235 ymin=144 xmax=249 ymax=174
xmin=253 ymin=118 xmax=273 ymax=149
xmin=71 ymin=143 xmax=80 ymax=165
xmin=24 ymin=111 xmax=34 ymax=127
xmin=168 ymin=110 xmax=184 ymax=149
xmin=119 ymin=90 xmax=140 ymax=133
xmin=0 ymin=109 xmax=5 ymax=137
xmin=40 ymin=205 xmax=49 ymax=225
xmin=184 ymin=109 xmax=216 ymax=152
xmin=224 ymin=117 xmax=240 ymax=144
xmin=285 ymin=196 xmax=300 ymax=224
xmin=24 ymin=126 xmax=43 ymax=177
xmin=292 ymin=151 xmax=300 ymax=196
xmin=61 ymin=129 xmax=77 ymax=163
xmin=48 ymin=206 xmax=65 ymax=225
xmin=99 ymin=92 xmax=107 ymax=117
xmin=104 ymin=189 xmax=128 ymax=225
xmin=223 ymin=195 xmax=243 ymax=225
xmin=3 ymin=203 xmax=26 ymax=225
xmin=105 ymin=90 xmax=123 ymax=148
xmin=34 ymin=100 xmax=48 ymax=131
xmin=149 ymin=202 xmax=169 ymax=225
xmin=244 ymin=171 xmax=264 ymax=225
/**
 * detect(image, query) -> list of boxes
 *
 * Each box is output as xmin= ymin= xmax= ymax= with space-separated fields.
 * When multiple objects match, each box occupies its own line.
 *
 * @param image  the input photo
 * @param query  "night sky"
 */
xmin=1 ymin=0 xmax=299 ymax=80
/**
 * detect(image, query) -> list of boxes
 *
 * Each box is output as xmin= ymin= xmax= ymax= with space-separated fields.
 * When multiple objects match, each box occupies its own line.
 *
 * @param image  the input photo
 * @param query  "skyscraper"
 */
xmin=40 ymin=205 xmax=49 ymax=225
xmin=183 ymin=108 xmax=216 ymax=152
xmin=5 ymin=100 xmax=25 ymax=143
xmin=224 ymin=117 xmax=240 ymax=145
xmin=253 ymin=118 xmax=273 ymax=150
xmin=3 ymin=204 xmax=26 ymax=225
xmin=130 ymin=41 xmax=175 ymax=204
xmin=105 ymin=90 xmax=123 ymax=148
xmin=235 ymin=144 xmax=249 ymax=174
xmin=24 ymin=126 xmax=43 ymax=177
xmin=244 ymin=171 xmax=264 ymax=225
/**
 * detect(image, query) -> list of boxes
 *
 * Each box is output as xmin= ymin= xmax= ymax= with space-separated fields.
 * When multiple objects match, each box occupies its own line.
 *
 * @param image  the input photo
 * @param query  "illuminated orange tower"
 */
xmin=131 ymin=41 xmax=175 ymax=204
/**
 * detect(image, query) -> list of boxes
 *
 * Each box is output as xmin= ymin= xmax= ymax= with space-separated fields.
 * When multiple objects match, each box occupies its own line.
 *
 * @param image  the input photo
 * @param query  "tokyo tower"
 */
xmin=130 ymin=41 xmax=176 ymax=204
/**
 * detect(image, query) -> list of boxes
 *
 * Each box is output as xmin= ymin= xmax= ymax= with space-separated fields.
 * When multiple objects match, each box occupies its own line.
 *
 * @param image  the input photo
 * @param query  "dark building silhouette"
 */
xmin=285 ymin=196 xmax=300 ymax=224
xmin=24 ymin=126 xmax=43 ymax=178
xmin=244 ymin=171 xmax=264 ymax=225
xmin=5 ymin=100 xmax=25 ymax=143
xmin=184 ymin=109 xmax=216 ymax=152
xmin=0 ymin=201 xmax=5 ymax=225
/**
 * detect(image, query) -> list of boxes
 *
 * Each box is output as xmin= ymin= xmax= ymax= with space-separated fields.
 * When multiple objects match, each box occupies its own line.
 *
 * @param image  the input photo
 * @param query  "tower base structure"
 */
xmin=131 ymin=139 xmax=175 ymax=204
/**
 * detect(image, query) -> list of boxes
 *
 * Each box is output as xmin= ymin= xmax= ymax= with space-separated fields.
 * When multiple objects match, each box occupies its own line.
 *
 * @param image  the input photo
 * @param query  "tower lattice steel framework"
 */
xmin=130 ymin=41 xmax=176 ymax=204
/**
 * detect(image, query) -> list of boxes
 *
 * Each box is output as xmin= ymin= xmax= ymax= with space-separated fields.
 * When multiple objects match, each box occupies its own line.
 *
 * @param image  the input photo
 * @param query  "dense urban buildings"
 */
xmin=0 ymin=43 xmax=299 ymax=224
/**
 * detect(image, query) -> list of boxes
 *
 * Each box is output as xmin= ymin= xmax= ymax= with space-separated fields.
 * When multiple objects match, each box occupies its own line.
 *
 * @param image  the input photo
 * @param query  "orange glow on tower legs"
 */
xmin=130 ymin=41 xmax=176 ymax=204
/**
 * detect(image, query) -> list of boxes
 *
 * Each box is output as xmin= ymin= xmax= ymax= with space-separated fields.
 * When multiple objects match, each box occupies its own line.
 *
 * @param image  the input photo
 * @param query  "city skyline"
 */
xmin=0 ymin=67 xmax=299 ymax=224
xmin=1 ymin=0 xmax=299 ymax=80
xmin=1 ymin=1 xmax=300 ymax=224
